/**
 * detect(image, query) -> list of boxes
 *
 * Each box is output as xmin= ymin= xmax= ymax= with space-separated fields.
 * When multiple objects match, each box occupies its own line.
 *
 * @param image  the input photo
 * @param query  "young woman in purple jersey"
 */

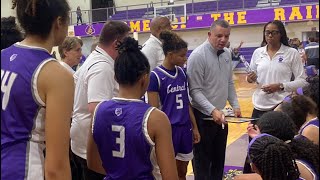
xmin=299 ymin=76 xmax=319 ymax=144
xmin=86 ymin=37 xmax=179 ymax=180
xmin=246 ymin=134 xmax=300 ymax=180
xmin=278 ymin=95 xmax=319 ymax=145
xmin=147 ymin=30 xmax=200 ymax=180
xmin=244 ymin=111 xmax=319 ymax=180
xmin=1 ymin=0 xmax=73 ymax=180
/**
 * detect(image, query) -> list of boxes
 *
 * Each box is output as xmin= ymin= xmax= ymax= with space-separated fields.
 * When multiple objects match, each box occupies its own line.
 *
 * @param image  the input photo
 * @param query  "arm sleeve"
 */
xmin=283 ymin=50 xmax=308 ymax=91
xmin=86 ymin=63 xmax=115 ymax=103
xmin=187 ymin=52 xmax=215 ymax=115
xmin=147 ymin=71 xmax=160 ymax=92
xmin=249 ymin=49 xmax=258 ymax=73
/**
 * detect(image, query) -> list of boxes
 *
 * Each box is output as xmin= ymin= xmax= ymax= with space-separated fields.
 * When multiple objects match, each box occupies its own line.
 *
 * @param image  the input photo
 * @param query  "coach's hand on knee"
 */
xmin=211 ymin=109 xmax=225 ymax=125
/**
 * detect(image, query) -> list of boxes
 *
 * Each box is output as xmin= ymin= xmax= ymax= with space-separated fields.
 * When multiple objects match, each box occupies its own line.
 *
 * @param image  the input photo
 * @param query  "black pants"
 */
xmin=192 ymin=108 xmax=228 ymax=180
xmin=77 ymin=16 xmax=83 ymax=25
xmin=71 ymin=152 xmax=105 ymax=180
xmin=242 ymin=108 xmax=271 ymax=174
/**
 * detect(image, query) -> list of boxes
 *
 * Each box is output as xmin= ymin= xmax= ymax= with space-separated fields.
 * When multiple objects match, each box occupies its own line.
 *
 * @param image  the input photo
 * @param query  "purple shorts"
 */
xmin=172 ymin=124 xmax=194 ymax=161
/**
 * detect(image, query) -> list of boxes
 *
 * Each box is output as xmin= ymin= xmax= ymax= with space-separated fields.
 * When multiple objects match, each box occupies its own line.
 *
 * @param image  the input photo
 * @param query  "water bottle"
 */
xmin=239 ymin=55 xmax=252 ymax=73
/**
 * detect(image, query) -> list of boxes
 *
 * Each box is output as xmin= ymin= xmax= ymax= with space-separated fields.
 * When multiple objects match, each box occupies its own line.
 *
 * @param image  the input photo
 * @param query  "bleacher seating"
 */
xmin=279 ymin=0 xmax=300 ymax=5
xmin=111 ymin=0 xmax=261 ymax=21
xmin=236 ymin=47 xmax=258 ymax=68
xmin=280 ymin=0 xmax=318 ymax=5
xmin=105 ymin=0 xmax=319 ymax=21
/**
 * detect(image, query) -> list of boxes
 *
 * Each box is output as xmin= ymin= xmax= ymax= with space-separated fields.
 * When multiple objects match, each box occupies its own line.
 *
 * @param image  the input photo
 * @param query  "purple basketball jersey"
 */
xmin=1 ymin=43 xmax=55 ymax=179
xmin=92 ymin=98 xmax=160 ymax=180
xmin=296 ymin=159 xmax=318 ymax=180
xmin=299 ymin=117 xmax=319 ymax=135
xmin=148 ymin=66 xmax=191 ymax=126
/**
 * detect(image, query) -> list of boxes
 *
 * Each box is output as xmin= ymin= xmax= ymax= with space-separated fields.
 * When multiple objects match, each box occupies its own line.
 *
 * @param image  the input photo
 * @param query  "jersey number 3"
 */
xmin=112 ymin=125 xmax=125 ymax=158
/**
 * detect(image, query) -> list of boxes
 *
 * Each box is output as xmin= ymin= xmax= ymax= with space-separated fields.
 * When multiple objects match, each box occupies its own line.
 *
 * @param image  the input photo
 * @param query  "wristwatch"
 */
xmin=279 ymin=83 xmax=284 ymax=91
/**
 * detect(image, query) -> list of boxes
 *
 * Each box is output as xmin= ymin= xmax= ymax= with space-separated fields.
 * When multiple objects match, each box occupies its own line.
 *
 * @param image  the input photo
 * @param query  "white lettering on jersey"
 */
xmin=167 ymin=82 xmax=186 ymax=94
xmin=1 ymin=69 xmax=18 ymax=110
xmin=112 ymin=125 xmax=125 ymax=158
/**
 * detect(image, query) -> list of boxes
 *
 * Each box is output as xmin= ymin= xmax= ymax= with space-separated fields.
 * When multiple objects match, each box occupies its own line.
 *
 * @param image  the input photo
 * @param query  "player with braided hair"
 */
xmin=244 ymin=111 xmax=319 ymax=180
xmin=86 ymin=37 xmax=179 ymax=180
xmin=248 ymin=134 xmax=300 ymax=180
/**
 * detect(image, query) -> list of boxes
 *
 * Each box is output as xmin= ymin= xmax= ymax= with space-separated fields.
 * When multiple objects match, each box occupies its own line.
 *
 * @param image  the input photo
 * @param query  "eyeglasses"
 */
xmin=264 ymin=30 xmax=280 ymax=36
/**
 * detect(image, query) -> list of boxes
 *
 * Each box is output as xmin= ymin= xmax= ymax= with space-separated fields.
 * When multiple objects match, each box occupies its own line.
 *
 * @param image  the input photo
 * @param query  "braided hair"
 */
xmin=249 ymin=135 xmax=300 ymax=180
xmin=114 ymin=37 xmax=150 ymax=85
xmin=257 ymin=111 xmax=319 ymax=174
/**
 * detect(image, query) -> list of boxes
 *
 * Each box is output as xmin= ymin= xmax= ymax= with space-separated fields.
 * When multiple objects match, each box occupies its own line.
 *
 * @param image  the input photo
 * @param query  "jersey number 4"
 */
xmin=1 ymin=70 xmax=17 ymax=111
xmin=112 ymin=125 xmax=125 ymax=158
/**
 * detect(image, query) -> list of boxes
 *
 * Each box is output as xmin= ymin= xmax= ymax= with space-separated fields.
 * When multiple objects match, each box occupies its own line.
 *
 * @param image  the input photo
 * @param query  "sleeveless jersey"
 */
xmin=1 ymin=43 xmax=55 ymax=180
xmin=149 ymin=66 xmax=191 ymax=126
xmin=296 ymin=159 xmax=318 ymax=180
xmin=299 ymin=117 xmax=319 ymax=135
xmin=92 ymin=97 xmax=160 ymax=180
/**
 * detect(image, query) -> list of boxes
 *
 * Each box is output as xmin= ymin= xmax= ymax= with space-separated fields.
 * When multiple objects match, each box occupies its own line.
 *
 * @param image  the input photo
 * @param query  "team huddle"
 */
xmin=1 ymin=0 xmax=319 ymax=180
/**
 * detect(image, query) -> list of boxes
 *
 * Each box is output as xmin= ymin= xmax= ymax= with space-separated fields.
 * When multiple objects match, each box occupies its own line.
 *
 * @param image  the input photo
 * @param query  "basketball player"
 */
xmin=1 ymin=0 xmax=72 ymax=180
xmin=86 ymin=37 xmax=179 ymax=179
xmin=238 ymin=111 xmax=319 ymax=180
xmin=147 ymin=30 xmax=200 ymax=180
xmin=246 ymin=134 xmax=300 ymax=180
xmin=71 ymin=20 xmax=130 ymax=180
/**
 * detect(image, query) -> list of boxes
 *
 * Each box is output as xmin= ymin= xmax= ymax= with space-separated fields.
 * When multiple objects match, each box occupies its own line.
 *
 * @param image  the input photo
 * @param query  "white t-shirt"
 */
xmin=250 ymin=44 xmax=308 ymax=111
xmin=71 ymin=46 xmax=119 ymax=159
xmin=141 ymin=34 xmax=165 ymax=71
xmin=59 ymin=61 xmax=75 ymax=74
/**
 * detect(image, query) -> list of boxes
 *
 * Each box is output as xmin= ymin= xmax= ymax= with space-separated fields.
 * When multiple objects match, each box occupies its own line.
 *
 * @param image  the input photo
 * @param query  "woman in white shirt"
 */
xmin=247 ymin=20 xmax=307 ymax=118
xmin=58 ymin=37 xmax=83 ymax=74
xmin=243 ymin=20 xmax=308 ymax=173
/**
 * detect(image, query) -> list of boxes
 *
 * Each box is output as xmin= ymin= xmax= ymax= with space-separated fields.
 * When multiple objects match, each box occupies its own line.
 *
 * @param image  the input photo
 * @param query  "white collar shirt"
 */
xmin=141 ymin=34 xmax=165 ymax=70
xmin=249 ymin=44 xmax=308 ymax=111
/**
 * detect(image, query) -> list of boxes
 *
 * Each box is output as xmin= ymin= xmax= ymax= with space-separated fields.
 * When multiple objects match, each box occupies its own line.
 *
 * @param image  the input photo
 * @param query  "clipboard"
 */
xmin=203 ymin=116 xmax=259 ymax=123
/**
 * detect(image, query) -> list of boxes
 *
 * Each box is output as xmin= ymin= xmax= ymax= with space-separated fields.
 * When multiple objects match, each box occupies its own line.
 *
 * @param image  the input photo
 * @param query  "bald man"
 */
xmin=141 ymin=16 xmax=172 ymax=70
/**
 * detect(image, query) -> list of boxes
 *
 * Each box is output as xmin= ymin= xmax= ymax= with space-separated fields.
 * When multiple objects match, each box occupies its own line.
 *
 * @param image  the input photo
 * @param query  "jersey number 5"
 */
xmin=176 ymin=94 xmax=183 ymax=109
xmin=112 ymin=125 xmax=125 ymax=158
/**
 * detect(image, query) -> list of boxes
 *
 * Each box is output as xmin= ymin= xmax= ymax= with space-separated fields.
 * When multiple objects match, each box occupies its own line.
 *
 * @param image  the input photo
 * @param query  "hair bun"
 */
xmin=117 ymin=37 xmax=141 ymax=54
xmin=159 ymin=30 xmax=174 ymax=42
